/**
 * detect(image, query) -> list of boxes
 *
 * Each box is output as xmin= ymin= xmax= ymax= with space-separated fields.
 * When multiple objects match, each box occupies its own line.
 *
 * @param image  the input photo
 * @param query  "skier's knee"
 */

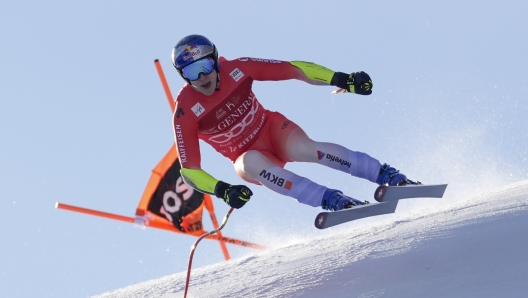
xmin=235 ymin=150 xmax=269 ymax=180
xmin=287 ymin=138 xmax=317 ymax=162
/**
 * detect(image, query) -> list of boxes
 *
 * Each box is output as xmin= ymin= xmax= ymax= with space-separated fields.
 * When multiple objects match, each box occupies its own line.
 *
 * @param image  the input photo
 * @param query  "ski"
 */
xmin=314 ymin=184 xmax=448 ymax=229
xmin=374 ymin=184 xmax=448 ymax=202
xmin=314 ymin=201 xmax=398 ymax=229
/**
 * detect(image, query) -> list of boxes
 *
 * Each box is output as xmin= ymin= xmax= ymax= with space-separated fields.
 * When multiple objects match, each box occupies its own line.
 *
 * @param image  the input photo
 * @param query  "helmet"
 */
xmin=172 ymin=35 xmax=219 ymax=83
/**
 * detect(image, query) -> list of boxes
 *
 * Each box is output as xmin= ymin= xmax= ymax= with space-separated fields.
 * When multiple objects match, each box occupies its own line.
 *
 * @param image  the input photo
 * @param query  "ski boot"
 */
xmin=321 ymin=188 xmax=369 ymax=211
xmin=376 ymin=163 xmax=421 ymax=186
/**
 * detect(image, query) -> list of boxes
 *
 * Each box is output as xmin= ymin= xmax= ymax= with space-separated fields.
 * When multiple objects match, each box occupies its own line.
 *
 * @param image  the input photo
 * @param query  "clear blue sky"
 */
xmin=1 ymin=1 xmax=527 ymax=297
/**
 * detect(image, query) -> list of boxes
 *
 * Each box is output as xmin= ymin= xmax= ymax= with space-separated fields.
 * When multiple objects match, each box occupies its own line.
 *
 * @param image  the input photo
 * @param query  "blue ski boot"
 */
xmin=321 ymin=188 xmax=368 ymax=211
xmin=376 ymin=163 xmax=420 ymax=186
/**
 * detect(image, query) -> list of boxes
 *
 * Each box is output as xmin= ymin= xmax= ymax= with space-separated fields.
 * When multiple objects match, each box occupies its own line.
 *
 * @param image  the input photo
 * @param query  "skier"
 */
xmin=171 ymin=34 xmax=417 ymax=212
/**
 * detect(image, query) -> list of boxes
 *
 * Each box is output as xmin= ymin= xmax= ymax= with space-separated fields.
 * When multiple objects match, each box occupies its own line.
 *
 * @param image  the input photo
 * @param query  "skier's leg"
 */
xmin=235 ymin=150 xmax=364 ymax=210
xmin=286 ymin=130 xmax=415 ymax=185
xmin=235 ymin=150 xmax=368 ymax=211
xmin=264 ymin=112 xmax=413 ymax=186
xmin=263 ymin=113 xmax=381 ymax=183
xmin=234 ymin=150 xmax=327 ymax=207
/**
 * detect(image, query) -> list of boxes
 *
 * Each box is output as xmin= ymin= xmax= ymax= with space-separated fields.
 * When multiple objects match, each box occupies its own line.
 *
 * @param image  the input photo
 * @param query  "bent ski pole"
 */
xmin=184 ymin=207 xmax=235 ymax=298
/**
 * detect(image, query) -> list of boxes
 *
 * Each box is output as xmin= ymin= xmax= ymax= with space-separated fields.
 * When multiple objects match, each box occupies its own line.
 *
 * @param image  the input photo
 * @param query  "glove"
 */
xmin=331 ymin=71 xmax=373 ymax=95
xmin=214 ymin=181 xmax=253 ymax=209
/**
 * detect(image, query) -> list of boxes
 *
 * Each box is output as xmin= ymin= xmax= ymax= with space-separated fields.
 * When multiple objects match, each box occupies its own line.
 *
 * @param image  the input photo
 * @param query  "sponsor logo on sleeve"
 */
xmin=230 ymin=68 xmax=244 ymax=82
xmin=191 ymin=102 xmax=205 ymax=117
xmin=250 ymin=58 xmax=281 ymax=63
xmin=237 ymin=57 xmax=281 ymax=63
xmin=176 ymin=108 xmax=185 ymax=118
xmin=174 ymin=124 xmax=187 ymax=163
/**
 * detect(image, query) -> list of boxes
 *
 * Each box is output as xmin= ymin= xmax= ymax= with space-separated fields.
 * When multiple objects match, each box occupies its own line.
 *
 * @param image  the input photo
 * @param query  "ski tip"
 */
xmin=314 ymin=212 xmax=328 ymax=229
xmin=374 ymin=185 xmax=388 ymax=202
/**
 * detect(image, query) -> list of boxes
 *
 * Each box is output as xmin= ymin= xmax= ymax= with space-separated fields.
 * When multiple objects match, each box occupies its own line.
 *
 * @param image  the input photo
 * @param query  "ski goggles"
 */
xmin=181 ymin=57 xmax=215 ymax=81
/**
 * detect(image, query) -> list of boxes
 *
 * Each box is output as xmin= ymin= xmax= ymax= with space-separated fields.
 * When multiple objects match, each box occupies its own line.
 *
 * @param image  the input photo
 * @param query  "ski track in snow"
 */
xmin=92 ymin=181 xmax=528 ymax=298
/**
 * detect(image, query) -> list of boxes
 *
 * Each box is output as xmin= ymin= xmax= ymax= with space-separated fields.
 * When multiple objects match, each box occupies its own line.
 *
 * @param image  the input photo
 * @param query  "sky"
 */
xmin=1 ymin=1 xmax=527 ymax=297
xmin=93 ymin=180 xmax=528 ymax=298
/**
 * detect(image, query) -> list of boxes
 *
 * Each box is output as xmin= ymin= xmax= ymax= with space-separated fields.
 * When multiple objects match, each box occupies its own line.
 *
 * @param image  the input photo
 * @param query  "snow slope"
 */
xmin=93 ymin=180 xmax=528 ymax=298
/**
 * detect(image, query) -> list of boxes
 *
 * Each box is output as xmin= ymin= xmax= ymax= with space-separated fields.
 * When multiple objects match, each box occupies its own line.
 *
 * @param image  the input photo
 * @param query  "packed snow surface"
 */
xmin=93 ymin=180 xmax=528 ymax=298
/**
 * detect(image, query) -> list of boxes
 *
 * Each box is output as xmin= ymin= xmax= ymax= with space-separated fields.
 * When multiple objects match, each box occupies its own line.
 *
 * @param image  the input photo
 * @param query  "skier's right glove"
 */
xmin=331 ymin=71 xmax=373 ymax=95
xmin=214 ymin=181 xmax=253 ymax=209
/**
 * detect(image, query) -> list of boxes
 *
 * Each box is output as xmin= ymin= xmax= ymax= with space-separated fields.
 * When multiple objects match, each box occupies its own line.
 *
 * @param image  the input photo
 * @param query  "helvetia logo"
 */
xmin=318 ymin=151 xmax=351 ymax=168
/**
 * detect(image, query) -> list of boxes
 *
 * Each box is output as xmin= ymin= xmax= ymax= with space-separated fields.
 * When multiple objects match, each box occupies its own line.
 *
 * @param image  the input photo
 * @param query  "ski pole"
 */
xmin=184 ymin=207 xmax=235 ymax=298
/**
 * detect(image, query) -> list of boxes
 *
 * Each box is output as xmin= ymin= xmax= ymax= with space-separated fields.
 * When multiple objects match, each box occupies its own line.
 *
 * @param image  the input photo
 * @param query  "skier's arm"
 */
xmin=241 ymin=58 xmax=333 ymax=85
xmin=179 ymin=167 xmax=218 ymax=195
xmin=180 ymin=168 xmax=253 ymax=209
xmin=240 ymin=58 xmax=373 ymax=95
xmin=289 ymin=61 xmax=336 ymax=85
xmin=174 ymin=126 xmax=254 ymax=209
xmin=290 ymin=61 xmax=373 ymax=95
xmin=173 ymin=94 xmax=252 ymax=209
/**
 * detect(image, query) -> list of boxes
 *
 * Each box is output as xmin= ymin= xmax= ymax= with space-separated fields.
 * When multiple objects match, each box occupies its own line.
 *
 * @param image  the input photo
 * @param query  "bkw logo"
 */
xmin=259 ymin=170 xmax=293 ymax=190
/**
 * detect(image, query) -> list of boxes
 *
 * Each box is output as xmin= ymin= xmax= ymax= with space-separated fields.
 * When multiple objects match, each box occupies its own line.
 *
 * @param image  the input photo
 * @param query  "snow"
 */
xmin=92 ymin=180 xmax=528 ymax=298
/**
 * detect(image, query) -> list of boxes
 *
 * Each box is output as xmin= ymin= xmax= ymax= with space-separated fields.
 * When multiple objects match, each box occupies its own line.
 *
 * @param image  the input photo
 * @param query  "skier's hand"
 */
xmin=331 ymin=71 xmax=373 ymax=95
xmin=214 ymin=181 xmax=253 ymax=209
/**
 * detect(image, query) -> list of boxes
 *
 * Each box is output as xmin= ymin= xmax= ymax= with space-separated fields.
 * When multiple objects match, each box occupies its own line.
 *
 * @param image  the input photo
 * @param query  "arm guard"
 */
xmin=180 ymin=168 xmax=219 ymax=195
xmin=290 ymin=61 xmax=336 ymax=84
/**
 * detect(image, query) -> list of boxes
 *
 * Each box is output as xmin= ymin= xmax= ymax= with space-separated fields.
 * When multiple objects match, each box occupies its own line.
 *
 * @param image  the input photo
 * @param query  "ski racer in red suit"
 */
xmin=172 ymin=35 xmax=418 ymax=211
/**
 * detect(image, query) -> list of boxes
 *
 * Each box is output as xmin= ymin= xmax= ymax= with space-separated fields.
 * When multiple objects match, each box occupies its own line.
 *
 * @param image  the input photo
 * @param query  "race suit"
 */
xmin=173 ymin=57 xmax=321 ymax=167
xmin=173 ymin=57 xmax=381 ymax=206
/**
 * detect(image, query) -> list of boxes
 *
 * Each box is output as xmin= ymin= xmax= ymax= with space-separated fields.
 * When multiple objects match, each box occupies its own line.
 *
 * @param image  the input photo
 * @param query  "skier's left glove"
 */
xmin=214 ymin=181 xmax=253 ymax=209
xmin=331 ymin=71 xmax=373 ymax=95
